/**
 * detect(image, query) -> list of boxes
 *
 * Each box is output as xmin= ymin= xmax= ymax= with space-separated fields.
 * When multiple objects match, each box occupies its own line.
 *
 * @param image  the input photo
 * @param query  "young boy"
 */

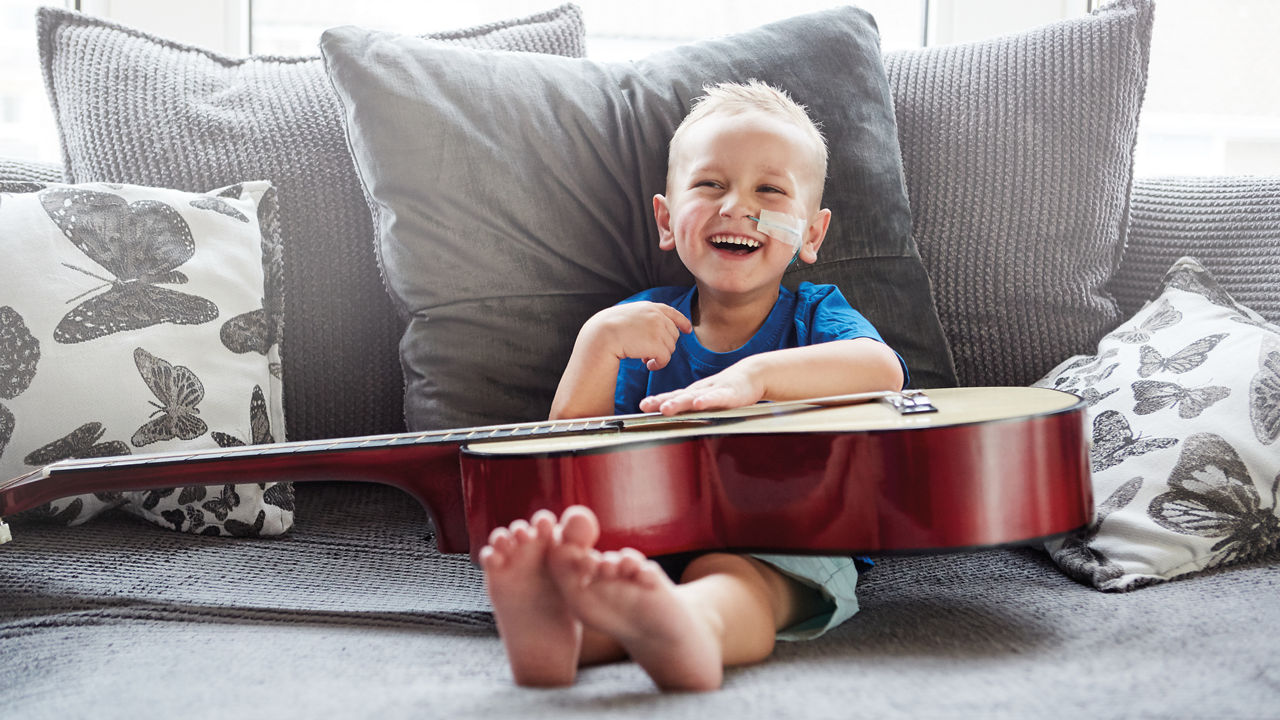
xmin=479 ymin=81 xmax=907 ymax=691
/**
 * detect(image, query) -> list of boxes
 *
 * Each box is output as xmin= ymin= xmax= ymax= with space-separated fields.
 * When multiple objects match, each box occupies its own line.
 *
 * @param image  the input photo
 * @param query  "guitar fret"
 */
xmin=320 ymin=440 xmax=374 ymax=452
xmin=33 ymin=415 xmax=632 ymax=482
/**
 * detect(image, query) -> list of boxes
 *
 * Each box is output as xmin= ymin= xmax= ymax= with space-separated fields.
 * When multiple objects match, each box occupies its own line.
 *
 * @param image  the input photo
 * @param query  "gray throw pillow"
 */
xmin=883 ymin=0 xmax=1155 ymax=387
xmin=0 ymin=158 xmax=63 ymax=184
xmin=1112 ymin=176 xmax=1280 ymax=325
xmin=321 ymin=7 xmax=958 ymax=431
xmin=38 ymin=4 xmax=587 ymax=441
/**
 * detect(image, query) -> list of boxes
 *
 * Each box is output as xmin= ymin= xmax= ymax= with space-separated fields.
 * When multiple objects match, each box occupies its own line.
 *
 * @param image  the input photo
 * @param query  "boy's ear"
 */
xmin=797 ymin=208 xmax=831 ymax=264
xmin=653 ymin=194 xmax=676 ymax=250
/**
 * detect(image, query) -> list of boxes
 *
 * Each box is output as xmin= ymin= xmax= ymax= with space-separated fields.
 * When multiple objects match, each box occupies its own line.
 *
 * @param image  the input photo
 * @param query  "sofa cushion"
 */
xmin=883 ymin=0 xmax=1154 ymax=387
xmin=0 ymin=158 xmax=63 ymax=184
xmin=0 ymin=180 xmax=290 ymax=536
xmin=1034 ymin=257 xmax=1280 ymax=591
xmin=1112 ymin=175 xmax=1280 ymax=325
xmin=321 ymin=7 xmax=957 ymax=431
xmin=37 ymin=4 xmax=587 ymax=441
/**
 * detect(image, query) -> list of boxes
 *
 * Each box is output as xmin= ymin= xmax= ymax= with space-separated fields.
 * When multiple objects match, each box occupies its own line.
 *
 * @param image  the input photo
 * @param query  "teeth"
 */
xmin=709 ymin=234 xmax=761 ymax=248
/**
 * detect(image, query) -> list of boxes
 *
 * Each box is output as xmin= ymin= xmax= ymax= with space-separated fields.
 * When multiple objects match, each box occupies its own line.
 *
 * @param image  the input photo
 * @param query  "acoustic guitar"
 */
xmin=0 ymin=387 xmax=1092 ymax=559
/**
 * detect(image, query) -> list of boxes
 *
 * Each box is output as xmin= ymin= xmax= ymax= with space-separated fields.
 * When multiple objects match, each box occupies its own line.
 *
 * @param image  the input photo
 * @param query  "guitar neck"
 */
xmin=0 ymin=415 xmax=625 ymax=517
xmin=0 ymin=390 xmax=910 ymax=520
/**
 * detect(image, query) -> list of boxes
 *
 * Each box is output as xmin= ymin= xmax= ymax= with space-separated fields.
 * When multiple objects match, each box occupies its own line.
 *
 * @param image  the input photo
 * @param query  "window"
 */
xmin=0 ymin=0 xmax=68 ymax=161
xmin=1134 ymin=0 xmax=1280 ymax=175
xmin=249 ymin=1 xmax=928 ymax=57
xmin=3 ymin=1 xmax=1277 ymax=175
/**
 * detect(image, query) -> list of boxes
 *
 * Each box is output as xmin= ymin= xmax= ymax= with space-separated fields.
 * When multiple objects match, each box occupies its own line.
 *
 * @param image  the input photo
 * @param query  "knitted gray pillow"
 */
xmin=1112 ymin=176 xmax=1280 ymax=325
xmin=38 ymin=5 xmax=586 ymax=442
xmin=0 ymin=158 xmax=63 ymax=184
xmin=322 ymin=7 xmax=958 ymax=431
xmin=883 ymin=0 xmax=1155 ymax=387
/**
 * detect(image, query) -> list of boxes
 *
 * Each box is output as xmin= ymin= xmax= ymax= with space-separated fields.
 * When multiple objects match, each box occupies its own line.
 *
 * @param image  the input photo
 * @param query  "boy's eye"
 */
xmin=758 ymin=185 xmax=785 ymax=194
xmin=693 ymin=180 xmax=722 ymax=189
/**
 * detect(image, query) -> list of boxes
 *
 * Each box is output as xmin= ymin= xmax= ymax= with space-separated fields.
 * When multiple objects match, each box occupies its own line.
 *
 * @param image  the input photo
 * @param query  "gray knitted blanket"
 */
xmin=2 ymin=483 xmax=1276 ymax=718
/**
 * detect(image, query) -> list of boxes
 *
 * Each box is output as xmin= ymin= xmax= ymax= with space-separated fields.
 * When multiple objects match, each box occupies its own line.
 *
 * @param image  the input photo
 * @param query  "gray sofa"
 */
xmin=3 ymin=2 xmax=1280 ymax=718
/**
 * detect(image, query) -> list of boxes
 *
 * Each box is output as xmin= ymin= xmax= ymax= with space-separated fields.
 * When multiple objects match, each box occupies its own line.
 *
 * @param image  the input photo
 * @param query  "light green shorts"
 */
xmin=751 ymin=553 xmax=860 ymax=641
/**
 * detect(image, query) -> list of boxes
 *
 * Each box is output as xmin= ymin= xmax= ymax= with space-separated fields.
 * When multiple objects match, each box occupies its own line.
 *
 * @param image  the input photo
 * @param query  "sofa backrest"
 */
xmin=1110 ymin=176 xmax=1280 ymax=325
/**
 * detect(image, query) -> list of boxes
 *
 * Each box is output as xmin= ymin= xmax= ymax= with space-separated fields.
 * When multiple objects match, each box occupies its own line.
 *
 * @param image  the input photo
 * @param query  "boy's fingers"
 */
xmin=660 ymin=305 xmax=693 ymax=333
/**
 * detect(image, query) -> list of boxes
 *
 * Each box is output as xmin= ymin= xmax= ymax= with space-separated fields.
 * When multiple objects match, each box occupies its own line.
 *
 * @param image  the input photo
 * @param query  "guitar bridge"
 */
xmin=883 ymin=390 xmax=937 ymax=415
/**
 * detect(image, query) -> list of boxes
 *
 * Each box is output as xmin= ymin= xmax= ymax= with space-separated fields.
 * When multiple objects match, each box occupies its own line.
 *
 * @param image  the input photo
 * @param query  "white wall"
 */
xmin=78 ymin=0 xmax=249 ymax=55
xmin=928 ymin=0 xmax=1084 ymax=45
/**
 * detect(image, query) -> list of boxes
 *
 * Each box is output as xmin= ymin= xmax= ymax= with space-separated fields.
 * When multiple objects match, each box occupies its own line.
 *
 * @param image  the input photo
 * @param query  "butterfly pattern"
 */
xmin=38 ymin=188 xmax=219 ymax=343
xmin=2 ymin=182 xmax=288 ymax=537
xmin=263 ymin=482 xmax=295 ymax=512
xmin=1090 ymin=410 xmax=1179 ymax=472
xmin=1077 ymin=386 xmax=1119 ymax=407
xmin=1148 ymin=433 xmax=1280 ymax=565
xmin=1051 ymin=476 xmax=1143 ymax=588
xmin=1251 ymin=341 xmax=1280 ymax=445
xmin=1137 ymin=334 xmax=1226 ymax=378
xmin=220 ymin=308 xmax=274 ymax=356
xmin=189 ymin=186 xmax=250 ymax=223
xmin=1164 ymin=260 xmax=1239 ymax=312
xmin=1051 ymin=349 xmax=1119 ymax=394
xmin=201 ymin=484 xmax=241 ymax=522
xmin=1033 ymin=257 xmax=1280 ymax=591
xmin=224 ymin=510 xmax=268 ymax=537
xmin=220 ymin=188 xmax=285 ymax=361
xmin=212 ymin=385 xmax=274 ymax=448
xmin=1115 ymin=299 xmax=1181 ymax=344
xmin=0 ymin=405 xmax=13 ymax=460
xmin=1131 ymin=380 xmax=1230 ymax=419
xmin=0 ymin=306 xmax=40 ymax=457
xmin=23 ymin=422 xmax=130 ymax=466
xmin=131 ymin=347 xmax=208 ymax=447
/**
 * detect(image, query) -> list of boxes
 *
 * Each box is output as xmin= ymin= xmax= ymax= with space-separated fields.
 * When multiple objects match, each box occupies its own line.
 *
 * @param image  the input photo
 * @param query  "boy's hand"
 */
xmin=583 ymin=302 xmax=693 ymax=370
xmin=549 ymin=301 xmax=691 ymax=420
xmin=639 ymin=362 xmax=764 ymax=416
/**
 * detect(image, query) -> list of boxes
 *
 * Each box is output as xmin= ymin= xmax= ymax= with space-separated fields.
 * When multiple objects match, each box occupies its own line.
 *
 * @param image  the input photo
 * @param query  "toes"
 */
xmin=508 ymin=519 xmax=532 ymax=542
xmin=478 ymin=544 xmax=502 ymax=571
xmin=531 ymin=509 xmax=557 ymax=536
xmin=558 ymin=505 xmax=600 ymax=548
xmin=487 ymin=526 xmax=514 ymax=553
xmin=550 ymin=543 xmax=600 ymax=590
xmin=614 ymin=548 xmax=648 ymax=578
xmin=596 ymin=551 xmax=624 ymax=581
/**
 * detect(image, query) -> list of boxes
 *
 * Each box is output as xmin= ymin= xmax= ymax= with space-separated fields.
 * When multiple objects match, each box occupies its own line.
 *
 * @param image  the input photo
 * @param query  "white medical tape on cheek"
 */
xmin=752 ymin=209 xmax=804 ymax=250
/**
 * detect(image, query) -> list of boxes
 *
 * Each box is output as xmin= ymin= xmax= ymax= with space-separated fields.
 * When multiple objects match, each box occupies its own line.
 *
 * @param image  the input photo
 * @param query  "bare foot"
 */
xmin=548 ymin=506 xmax=724 ymax=691
xmin=479 ymin=509 xmax=581 ymax=686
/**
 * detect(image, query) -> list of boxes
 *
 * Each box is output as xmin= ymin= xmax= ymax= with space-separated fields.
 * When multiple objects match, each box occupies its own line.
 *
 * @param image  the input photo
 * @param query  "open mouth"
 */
xmin=708 ymin=234 xmax=762 ymax=255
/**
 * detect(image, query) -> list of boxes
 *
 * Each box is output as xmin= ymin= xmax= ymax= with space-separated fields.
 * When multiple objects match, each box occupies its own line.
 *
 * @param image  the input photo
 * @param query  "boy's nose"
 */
xmin=718 ymin=190 xmax=752 ymax=218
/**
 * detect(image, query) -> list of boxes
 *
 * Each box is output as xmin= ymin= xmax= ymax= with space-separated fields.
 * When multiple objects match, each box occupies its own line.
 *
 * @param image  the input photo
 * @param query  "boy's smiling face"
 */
xmin=654 ymin=110 xmax=831 ymax=304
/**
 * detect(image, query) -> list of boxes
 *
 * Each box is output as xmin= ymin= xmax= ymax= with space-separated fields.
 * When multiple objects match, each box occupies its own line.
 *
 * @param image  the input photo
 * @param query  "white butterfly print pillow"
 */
xmin=1034 ymin=257 xmax=1280 ymax=591
xmin=0 ymin=180 xmax=289 ymax=537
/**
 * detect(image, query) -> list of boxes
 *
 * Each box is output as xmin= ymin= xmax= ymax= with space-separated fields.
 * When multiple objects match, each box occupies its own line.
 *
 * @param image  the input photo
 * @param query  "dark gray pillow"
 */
xmin=1112 ymin=176 xmax=1280 ymax=325
xmin=38 ymin=5 xmax=586 ymax=441
xmin=883 ymin=0 xmax=1155 ymax=387
xmin=321 ymin=7 xmax=958 ymax=431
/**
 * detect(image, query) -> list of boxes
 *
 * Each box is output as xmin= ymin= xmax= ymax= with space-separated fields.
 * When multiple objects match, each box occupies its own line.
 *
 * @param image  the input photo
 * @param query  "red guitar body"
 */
xmin=460 ymin=389 xmax=1092 ymax=560
xmin=0 ymin=388 xmax=1093 ymax=560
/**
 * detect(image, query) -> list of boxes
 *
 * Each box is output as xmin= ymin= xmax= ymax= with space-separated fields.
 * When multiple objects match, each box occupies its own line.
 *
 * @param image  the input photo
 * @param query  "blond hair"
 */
xmin=668 ymin=80 xmax=828 ymax=193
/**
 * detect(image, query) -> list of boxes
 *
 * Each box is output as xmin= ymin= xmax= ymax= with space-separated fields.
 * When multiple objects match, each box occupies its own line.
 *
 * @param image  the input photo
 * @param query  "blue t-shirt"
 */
xmin=614 ymin=282 xmax=907 ymax=414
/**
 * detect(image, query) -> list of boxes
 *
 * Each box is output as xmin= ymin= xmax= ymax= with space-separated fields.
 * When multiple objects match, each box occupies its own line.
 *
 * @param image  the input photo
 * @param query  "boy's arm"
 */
xmin=549 ymin=302 xmax=693 ymax=420
xmin=638 ymin=338 xmax=904 ymax=416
